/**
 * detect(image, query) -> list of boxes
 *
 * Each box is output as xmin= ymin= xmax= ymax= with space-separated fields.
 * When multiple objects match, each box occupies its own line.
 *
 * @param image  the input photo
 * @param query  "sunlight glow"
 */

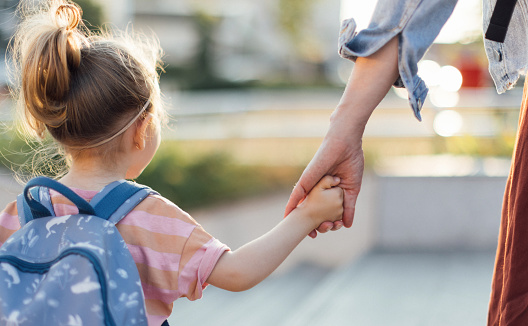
xmin=340 ymin=0 xmax=482 ymax=44
xmin=418 ymin=60 xmax=442 ymax=87
xmin=340 ymin=1 xmax=377 ymax=30
xmin=433 ymin=110 xmax=463 ymax=137
xmin=439 ymin=66 xmax=463 ymax=92
xmin=430 ymin=89 xmax=460 ymax=108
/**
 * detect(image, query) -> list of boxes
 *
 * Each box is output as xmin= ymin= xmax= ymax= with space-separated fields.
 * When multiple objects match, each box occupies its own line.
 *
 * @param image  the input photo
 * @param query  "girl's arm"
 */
xmin=206 ymin=175 xmax=343 ymax=292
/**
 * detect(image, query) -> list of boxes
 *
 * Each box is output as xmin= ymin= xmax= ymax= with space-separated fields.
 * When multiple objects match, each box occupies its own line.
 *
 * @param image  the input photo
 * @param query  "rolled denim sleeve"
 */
xmin=339 ymin=0 xmax=458 ymax=121
xmin=483 ymin=0 xmax=528 ymax=94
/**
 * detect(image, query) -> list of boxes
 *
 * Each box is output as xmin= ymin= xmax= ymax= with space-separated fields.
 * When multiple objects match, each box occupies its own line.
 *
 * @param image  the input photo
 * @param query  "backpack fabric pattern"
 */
xmin=0 ymin=177 xmax=156 ymax=326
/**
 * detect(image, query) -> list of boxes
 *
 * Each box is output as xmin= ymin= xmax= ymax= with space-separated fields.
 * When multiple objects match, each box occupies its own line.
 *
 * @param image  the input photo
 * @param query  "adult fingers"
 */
xmin=310 ymin=220 xmax=344 ymax=239
xmin=284 ymin=182 xmax=308 ymax=217
xmin=284 ymin=172 xmax=327 ymax=217
xmin=332 ymin=220 xmax=344 ymax=230
xmin=342 ymin=190 xmax=357 ymax=228
xmin=315 ymin=221 xmax=335 ymax=234
xmin=284 ymin=147 xmax=336 ymax=217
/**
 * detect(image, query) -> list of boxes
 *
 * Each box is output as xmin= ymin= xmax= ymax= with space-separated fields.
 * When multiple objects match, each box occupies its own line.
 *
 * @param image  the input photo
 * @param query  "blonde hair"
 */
xmin=9 ymin=0 xmax=164 ymax=159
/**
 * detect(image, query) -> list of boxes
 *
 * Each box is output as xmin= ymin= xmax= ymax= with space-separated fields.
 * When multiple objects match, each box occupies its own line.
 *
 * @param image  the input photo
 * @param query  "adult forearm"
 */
xmin=329 ymin=36 xmax=400 ymax=144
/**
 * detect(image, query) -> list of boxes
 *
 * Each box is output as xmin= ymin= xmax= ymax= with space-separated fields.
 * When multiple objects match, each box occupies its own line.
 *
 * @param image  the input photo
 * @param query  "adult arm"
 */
xmin=285 ymin=36 xmax=400 ymax=238
xmin=286 ymin=0 xmax=458 ymax=238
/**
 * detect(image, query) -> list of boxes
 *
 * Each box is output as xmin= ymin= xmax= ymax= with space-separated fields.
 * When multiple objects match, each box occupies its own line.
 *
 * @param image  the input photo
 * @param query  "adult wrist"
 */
xmin=326 ymin=108 xmax=365 ymax=152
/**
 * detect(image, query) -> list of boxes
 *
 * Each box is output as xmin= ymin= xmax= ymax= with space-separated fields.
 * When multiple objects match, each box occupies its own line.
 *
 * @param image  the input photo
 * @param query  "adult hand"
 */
xmin=285 ymin=124 xmax=364 ymax=238
xmin=284 ymin=36 xmax=399 ymax=238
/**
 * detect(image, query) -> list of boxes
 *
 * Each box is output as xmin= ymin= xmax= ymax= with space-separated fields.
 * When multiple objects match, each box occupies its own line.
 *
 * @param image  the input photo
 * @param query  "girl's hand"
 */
xmin=295 ymin=175 xmax=344 ymax=229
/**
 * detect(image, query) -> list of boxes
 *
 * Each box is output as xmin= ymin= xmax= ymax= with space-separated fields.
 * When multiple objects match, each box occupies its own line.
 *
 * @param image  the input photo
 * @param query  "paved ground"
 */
xmin=169 ymin=250 xmax=496 ymax=326
xmin=281 ymin=250 xmax=496 ymax=326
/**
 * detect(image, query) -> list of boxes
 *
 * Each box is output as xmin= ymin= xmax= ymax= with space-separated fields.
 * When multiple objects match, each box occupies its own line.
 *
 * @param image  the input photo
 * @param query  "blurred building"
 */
xmin=132 ymin=0 xmax=343 ymax=85
xmin=0 ymin=0 xmax=18 ymax=86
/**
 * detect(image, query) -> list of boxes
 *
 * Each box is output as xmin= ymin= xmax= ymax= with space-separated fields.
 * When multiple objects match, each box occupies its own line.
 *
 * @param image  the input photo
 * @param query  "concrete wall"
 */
xmin=191 ymin=172 xmax=508 ymax=272
xmin=376 ymin=176 xmax=506 ymax=251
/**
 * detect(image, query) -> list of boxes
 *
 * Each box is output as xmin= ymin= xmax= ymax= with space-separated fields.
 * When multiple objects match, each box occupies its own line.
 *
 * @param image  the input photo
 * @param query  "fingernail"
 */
xmin=335 ymin=224 xmax=342 ymax=230
xmin=334 ymin=177 xmax=340 ymax=183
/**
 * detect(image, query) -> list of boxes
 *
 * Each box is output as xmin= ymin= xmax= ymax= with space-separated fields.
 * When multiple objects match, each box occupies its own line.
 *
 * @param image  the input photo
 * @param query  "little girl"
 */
xmin=0 ymin=1 xmax=344 ymax=325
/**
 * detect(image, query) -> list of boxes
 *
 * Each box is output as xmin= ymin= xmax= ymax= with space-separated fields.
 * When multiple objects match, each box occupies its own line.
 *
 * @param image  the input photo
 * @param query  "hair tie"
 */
xmin=80 ymin=99 xmax=151 ymax=149
xmin=55 ymin=4 xmax=82 ymax=31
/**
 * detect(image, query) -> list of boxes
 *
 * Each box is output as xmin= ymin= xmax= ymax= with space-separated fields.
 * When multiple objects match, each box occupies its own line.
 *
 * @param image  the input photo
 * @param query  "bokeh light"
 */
xmin=418 ymin=60 xmax=441 ymax=87
xmin=430 ymin=88 xmax=460 ymax=108
xmin=433 ymin=110 xmax=463 ymax=137
xmin=439 ymin=65 xmax=463 ymax=92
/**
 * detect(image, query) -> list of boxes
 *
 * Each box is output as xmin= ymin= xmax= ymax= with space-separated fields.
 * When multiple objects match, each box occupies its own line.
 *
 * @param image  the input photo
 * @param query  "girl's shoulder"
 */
xmin=120 ymin=192 xmax=203 ymax=236
xmin=1 ymin=201 xmax=17 ymax=217
xmin=0 ymin=201 xmax=20 ymax=246
xmin=135 ymin=193 xmax=198 ymax=223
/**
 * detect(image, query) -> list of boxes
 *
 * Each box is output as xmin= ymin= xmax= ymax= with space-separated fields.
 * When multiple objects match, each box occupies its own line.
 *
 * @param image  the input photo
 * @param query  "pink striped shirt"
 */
xmin=0 ymin=188 xmax=229 ymax=326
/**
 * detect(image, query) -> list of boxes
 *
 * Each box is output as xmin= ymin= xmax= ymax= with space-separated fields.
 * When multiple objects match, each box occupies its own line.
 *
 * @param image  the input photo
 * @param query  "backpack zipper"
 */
xmin=0 ymin=248 xmax=116 ymax=326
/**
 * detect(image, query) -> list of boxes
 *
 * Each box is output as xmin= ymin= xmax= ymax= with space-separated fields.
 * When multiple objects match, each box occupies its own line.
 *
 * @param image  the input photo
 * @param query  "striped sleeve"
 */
xmin=0 ymin=202 xmax=20 ymax=247
xmin=116 ymin=194 xmax=229 ymax=324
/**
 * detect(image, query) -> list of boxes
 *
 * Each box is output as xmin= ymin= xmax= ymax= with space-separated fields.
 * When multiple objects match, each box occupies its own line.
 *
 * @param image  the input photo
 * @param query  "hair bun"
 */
xmin=54 ymin=3 xmax=82 ymax=31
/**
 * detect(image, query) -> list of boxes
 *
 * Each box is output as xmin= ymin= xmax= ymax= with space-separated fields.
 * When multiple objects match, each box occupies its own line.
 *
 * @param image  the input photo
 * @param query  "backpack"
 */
xmin=0 ymin=176 xmax=157 ymax=326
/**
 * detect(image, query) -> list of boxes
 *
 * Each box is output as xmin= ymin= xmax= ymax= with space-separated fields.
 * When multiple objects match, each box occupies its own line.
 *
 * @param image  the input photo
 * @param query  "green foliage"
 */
xmin=73 ymin=0 xmax=103 ymax=31
xmin=136 ymin=142 xmax=303 ymax=210
xmin=0 ymin=130 xmax=31 ymax=168
xmin=0 ymin=130 xmax=65 ymax=181
xmin=277 ymin=0 xmax=316 ymax=47
xmin=434 ymin=134 xmax=515 ymax=158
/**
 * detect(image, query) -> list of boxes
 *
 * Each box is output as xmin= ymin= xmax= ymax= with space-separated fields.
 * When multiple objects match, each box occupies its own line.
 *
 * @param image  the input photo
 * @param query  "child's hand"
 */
xmin=295 ymin=175 xmax=344 ymax=229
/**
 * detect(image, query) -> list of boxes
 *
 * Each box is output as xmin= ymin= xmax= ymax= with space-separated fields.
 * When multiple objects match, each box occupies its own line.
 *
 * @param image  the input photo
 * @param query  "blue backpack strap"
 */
xmin=18 ymin=177 xmax=156 ymax=225
xmin=38 ymin=187 xmax=55 ymax=217
xmin=22 ymin=177 xmax=96 ymax=220
xmin=16 ymin=187 xmax=40 ymax=226
xmin=17 ymin=186 xmax=56 ymax=226
xmin=91 ymin=180 xmax=157 ymax=224
xmin=106 ymin=187 xmax=156 ymax=224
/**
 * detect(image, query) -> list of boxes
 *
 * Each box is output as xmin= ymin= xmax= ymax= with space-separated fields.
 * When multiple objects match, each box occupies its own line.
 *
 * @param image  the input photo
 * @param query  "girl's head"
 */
xmin=9 ymin=0 xmax=164 ymax=176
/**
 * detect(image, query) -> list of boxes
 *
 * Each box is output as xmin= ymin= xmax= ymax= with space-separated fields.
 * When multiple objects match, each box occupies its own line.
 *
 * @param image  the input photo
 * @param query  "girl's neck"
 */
xmin=59 ymin=160 xmax=128 ymax=191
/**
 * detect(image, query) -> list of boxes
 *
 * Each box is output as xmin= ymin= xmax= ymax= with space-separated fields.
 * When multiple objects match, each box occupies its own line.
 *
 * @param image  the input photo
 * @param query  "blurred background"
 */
xmin=0 ymin=0 xmax=519 ymax=325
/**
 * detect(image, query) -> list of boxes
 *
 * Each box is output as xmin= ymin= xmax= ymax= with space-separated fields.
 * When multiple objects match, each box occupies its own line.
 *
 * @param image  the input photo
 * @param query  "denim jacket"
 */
xmin=483 ymin=0 xmax=528 ymax=94
xmin=339 ymin=0 xmax=528 ymax=121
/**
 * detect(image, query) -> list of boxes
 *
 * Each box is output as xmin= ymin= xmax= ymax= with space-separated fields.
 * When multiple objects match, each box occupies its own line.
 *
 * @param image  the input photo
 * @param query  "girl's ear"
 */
xmin=132 ymin=114 xmax=153 ymax=150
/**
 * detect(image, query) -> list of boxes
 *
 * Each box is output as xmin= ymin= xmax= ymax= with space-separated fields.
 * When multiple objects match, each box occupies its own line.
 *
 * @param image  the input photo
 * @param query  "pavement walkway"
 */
xmin=169 ymin=250 xmax=496 ymax=326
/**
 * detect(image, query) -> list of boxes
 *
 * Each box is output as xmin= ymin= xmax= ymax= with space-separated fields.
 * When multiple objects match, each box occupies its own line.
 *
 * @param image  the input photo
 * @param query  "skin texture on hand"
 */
xmin=285 ymin=36 xmax=400 ymax=238
xmin=287 ymin=136 xmax=364 ymax=237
